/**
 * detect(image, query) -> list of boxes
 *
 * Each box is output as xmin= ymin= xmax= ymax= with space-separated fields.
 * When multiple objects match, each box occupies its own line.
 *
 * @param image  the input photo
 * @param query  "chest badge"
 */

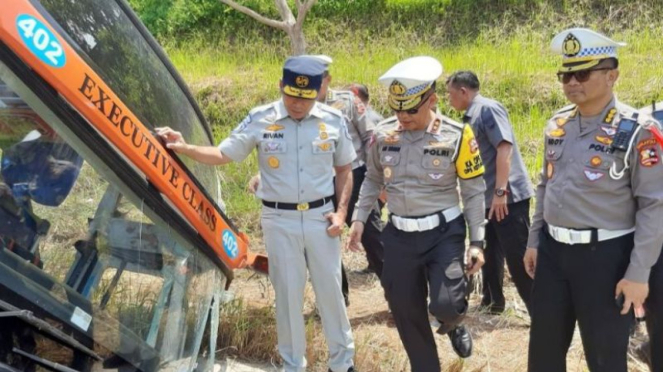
xmin=385 ymin=134 xmax=400 ymax=144
xmin=548 ymin=128 xmax=566 ymax=138
xmin=589 ymin=156 xmax=603 ymax=167
xmin=600 ymin=126 xmax=616 ymax=136
xmin=428 ymin=173 xmax=444 ymax=180
xmin=583 ymin=169 xmax=605 ymax=181
xmin=268 ymin=156 xmax=280 ymax=169
xmin=547 ymin=162 xmax=554 ymax=179
xmin=317 ymin=142 xmax=332 ymax=152
xmin=595 ymin=135 xmax=613 ymax=145
xmin=265 ymin=124 xmax=284 ymax=132
xmin=432 ymin=158 xmax=441 ymax=166
xmin=555 ymin=117 xmax=568 ymax=127
xmin=384 ymin=167 xmax=392 ymax=178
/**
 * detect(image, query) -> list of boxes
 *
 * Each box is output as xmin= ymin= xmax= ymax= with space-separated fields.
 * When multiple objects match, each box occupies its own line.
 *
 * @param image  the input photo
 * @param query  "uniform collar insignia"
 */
xmin=426 ymin=118 xmax=442 ymax=134
xmin=603 ymin=108 xmax=617 ymax=124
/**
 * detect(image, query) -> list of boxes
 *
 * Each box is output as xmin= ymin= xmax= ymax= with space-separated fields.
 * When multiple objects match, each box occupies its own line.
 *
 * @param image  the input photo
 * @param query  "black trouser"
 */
xmin=382 ymin=215 xmax=468 ymax=372
xmin=334 ymin=165 xmax=385 ymax=303
xmin=645 ymin=251 xmax=663 ymax=372
xmin=529 ymin=229 xmax=634 ymax=372
xmin=482 ymin=198 xmax=533 ymax=313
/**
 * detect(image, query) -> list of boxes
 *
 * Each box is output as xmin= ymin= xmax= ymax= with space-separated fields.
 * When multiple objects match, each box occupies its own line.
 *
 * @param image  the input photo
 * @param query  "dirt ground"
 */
xmin=225 ymin=237 xmax=651 ymax=372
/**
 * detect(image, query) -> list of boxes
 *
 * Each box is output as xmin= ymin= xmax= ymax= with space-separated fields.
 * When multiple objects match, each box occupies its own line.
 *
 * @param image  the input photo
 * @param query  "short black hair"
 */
xmin=446 ymin=71 xmax=480 ymax=91
xmin=599 ymin=57 xmax=619 ymax=69
xmin=349 ymin=83 xmax=370 ymax=103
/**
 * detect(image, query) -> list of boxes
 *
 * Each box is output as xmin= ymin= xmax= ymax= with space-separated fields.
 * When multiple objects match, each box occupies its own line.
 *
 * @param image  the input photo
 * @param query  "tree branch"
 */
xmin=296 ymin=0 xmax=318 ymax=25
xmin=219 ymin=0 xmax=289 ymax=30
xmin=274 ymin=0 xmax=295 ymax=24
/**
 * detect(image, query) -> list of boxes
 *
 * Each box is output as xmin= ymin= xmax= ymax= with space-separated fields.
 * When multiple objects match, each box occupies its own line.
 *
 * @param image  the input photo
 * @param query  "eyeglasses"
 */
xmin=557 ymin=68 xmax=612 ymax=84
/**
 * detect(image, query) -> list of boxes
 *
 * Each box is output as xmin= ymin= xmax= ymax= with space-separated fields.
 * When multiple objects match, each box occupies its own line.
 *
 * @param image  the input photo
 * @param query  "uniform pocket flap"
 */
xmin=312 ymin=140 xmax=335 ymax=154
xmin=380 ymin=153 xmax=401 ymax=165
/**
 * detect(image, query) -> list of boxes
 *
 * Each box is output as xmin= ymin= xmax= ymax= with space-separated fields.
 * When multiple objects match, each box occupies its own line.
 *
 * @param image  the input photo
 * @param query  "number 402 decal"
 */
xmin=16 ymin=14 xmax=66 ymax=68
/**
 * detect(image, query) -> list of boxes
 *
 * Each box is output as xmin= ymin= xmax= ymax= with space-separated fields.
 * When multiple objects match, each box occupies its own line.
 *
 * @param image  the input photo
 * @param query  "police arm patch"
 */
xmin=233 ymin=114 xmax=252 ymax=133
xmin=455 ymin=124 xmax=485 ymax=179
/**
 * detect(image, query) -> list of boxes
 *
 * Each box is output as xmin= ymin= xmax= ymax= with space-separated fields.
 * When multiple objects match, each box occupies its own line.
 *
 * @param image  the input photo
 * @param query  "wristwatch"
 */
xmin=494 ymin=187 xmax=509 ymax=197
xmin=470 ymin=240 xmax=484 ymax=249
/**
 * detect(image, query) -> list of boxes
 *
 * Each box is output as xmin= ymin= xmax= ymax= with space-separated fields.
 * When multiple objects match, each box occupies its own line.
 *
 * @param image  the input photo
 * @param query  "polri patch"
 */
xmin=637 ymin=138 xmax=659 ymax=167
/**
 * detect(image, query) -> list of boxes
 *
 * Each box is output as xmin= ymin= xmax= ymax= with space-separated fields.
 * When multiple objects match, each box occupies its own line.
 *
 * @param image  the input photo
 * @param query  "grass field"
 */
xmin=133 ymin=1 xmax=663 ymax=370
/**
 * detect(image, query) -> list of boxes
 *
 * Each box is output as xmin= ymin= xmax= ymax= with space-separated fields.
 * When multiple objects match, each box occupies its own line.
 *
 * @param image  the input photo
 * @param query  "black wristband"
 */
xmin=470 ymin=241 xmax=484 ymax=249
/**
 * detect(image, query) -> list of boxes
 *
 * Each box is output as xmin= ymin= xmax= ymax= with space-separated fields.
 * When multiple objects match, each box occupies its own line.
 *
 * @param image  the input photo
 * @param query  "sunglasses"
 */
xmin=557 ymin=68 xmax=613 ymax=84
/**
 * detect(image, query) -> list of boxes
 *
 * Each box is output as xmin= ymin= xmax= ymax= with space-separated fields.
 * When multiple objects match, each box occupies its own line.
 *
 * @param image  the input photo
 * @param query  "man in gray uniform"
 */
xmin=348 ymin=56 xmax=486 ymax=372
xmin=314 ymin=57 xmax=385 ymax=282
xmin=157 ymin=57 xmax=357 ymax=372
xmin=248 ymin=56 xmax=385 ymax=287
xmin=445 ymin=71 xmax=534 ymax=314
xmin=349 ymin=83 xmax=385 ymax=129
xmin=524 ymin=28 xmax=663 ymax=372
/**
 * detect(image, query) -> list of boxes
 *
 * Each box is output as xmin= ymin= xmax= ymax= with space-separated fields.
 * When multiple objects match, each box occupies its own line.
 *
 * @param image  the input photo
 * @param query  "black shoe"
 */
xmin=447 ymin=325 xmax=472 ymax=358
xmin=480 ymin=298 xmax=505 ymax=315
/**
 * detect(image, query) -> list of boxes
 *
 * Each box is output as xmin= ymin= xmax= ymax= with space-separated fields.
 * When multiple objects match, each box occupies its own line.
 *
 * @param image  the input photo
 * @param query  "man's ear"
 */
xmin=608 ymin=69 xmax=620 ymax=86
xmin=429 ymin=93 xmax=439 ymax=106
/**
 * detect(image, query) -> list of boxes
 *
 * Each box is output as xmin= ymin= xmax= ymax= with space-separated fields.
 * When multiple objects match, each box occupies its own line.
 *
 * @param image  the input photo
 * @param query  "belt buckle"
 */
xmin=296 ymin=202 xmax=309 ymax=211
xmin=406 ymin=219 xmax=419 ymax=232
xmin=558 ymin=229 xmax=571 ymax=244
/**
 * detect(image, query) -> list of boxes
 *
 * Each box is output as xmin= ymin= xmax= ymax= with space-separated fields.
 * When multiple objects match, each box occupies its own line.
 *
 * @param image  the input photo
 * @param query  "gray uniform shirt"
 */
xmin=219 ymin=100 xmax=356 ymax=203
xmin=527 ymin=97 xmax=663 ymax=283
xmin=353 ymin=112 xmax=487 ymax=241
xmin=326 ymin=90 xmax=377 ymax=169
xmin=366 ymin=107 xmax=384 ymax=127
xmin=464 ymin=94 xmax=534 ymax=205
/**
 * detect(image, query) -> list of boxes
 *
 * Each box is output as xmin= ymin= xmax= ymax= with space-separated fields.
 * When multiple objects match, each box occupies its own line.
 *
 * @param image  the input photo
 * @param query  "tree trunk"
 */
xmin=287 ymin=25 xmax=307 ymax=55
xmin=219 ymin=0 xmax=315 ymax=55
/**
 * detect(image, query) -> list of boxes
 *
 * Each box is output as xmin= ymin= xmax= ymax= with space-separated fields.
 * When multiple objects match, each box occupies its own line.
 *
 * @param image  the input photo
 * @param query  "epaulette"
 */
xmin=441 ymin=116 xmax=464 ymax=130
xmin=376 ymin=116 xmax=398 ymax=129
xmin=552 ymin=104 xmax=577 ymax=117
xmin=317 ymin=102 xmax=344 ymax=119
xmin=248 ymin=102 xmax=276 ymax=117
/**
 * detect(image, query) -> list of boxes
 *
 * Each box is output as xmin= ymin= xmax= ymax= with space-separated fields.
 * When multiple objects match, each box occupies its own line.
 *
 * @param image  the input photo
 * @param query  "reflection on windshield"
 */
xmin=0 ymin=76 xmax=224 ymax=371
xmin=38 ymin=0 xmax=221 ymax=207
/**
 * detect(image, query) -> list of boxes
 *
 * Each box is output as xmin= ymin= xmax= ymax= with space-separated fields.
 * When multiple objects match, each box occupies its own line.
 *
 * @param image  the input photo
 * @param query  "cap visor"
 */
xmin=283 ymin=86 xmax=318 ymax=99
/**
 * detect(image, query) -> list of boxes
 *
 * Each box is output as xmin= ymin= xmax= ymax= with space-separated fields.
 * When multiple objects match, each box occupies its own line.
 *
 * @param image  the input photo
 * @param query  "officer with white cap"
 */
xmin=524 ymin=28 xmax=663 ymax=372
xmin=157 ymin=56 xmax=358 ymax=372
xmin=348 ymin=56 xmax=486 ymax=371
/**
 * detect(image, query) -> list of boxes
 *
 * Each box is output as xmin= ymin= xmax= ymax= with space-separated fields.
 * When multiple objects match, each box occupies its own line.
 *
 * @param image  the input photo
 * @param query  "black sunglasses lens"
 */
xmin=575 ymin=70 xmax=592 ymax=82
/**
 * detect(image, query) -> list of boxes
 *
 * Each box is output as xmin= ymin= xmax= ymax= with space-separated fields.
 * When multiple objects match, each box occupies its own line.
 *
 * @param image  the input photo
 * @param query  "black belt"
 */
xmin=262 ymin=196 xmax=333 ymax=211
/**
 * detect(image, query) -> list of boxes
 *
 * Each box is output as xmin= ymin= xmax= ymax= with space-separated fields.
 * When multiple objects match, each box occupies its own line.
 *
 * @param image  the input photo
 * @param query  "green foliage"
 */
xmin=128 ymin=0 xmax=663 ymax=235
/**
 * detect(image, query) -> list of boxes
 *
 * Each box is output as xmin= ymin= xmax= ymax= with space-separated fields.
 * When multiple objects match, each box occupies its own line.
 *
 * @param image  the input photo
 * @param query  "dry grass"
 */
xmin=220 ymin=240 xmax=651 ymax=372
